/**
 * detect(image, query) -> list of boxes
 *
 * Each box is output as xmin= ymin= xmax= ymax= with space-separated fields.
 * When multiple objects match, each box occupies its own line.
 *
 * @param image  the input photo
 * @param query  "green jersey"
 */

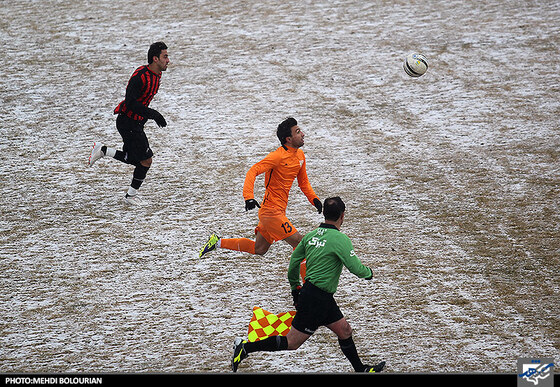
xmin=288 ymin=223 xmax=373 ymax=294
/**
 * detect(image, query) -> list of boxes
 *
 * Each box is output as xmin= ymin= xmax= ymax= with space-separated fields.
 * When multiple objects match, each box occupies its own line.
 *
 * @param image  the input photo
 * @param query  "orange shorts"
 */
xmin=255 ymin=210 xmax=297 ymax=244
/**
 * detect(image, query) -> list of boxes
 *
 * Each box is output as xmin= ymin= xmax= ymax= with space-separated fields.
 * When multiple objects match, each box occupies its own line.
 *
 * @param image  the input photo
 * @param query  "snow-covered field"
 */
xmin=1 ymin=0 xmax=558 ymax=374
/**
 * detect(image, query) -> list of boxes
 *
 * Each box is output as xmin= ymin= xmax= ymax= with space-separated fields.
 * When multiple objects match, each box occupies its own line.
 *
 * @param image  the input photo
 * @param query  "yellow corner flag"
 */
xmin=247 ymin=306 xmax=297 ymax=342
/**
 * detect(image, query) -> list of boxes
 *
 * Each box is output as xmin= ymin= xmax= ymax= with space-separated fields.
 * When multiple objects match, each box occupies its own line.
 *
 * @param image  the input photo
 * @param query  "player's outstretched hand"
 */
xmin=147 ymin=108 xmax=167 ymax=127
xmin=313 ymin=198 xmax=322 ymax=214
xmin=245 ymin=199 xmax=260 ymax=211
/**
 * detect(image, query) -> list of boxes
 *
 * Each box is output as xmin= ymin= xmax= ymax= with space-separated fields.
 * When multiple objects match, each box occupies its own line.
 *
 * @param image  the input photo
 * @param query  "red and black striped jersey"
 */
xmin=114 ymin=65 xmax=161 ymax=121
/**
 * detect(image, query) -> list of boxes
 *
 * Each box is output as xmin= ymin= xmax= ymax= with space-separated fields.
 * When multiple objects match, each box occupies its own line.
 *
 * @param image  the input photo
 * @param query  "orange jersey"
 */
xmin=243 ymin=145 xmax=318 ymax=215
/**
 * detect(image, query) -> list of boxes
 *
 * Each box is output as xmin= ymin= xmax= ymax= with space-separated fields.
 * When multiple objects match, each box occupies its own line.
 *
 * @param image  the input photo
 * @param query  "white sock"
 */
xmin=105 ymin=147 xmax=117 ymax=158
xmin=127 ymin=187 xmax=138 ymax=196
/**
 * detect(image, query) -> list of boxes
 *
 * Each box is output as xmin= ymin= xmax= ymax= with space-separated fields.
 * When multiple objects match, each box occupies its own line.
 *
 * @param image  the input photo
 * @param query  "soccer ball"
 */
xmin=403 ymin=53 xmax=428 ymax=77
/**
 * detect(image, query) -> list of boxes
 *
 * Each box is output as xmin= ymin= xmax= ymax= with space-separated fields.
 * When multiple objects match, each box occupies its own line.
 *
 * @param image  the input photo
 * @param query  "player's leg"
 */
xmin=253 ymin=232 xmax=271 ymax=255
xmin=284 ymin=231 xmax=306 ymax=280
xmin=216 ymin=232 xmax=270 ymax=255
xmin=89 ymin=115 xmax=136 ymax=167
xmin=327 ymin=317 xmax=385 ymax=373
xmin=200 ymin=232 xmax=268 ymax=258
xmin=231 ymin=313 xmax=311 ymax=372
xmin=234 ymin=325 xmax=309 ymax=359
xmin=324 ymin=292 xmax=370 ymax=372
xmin=218 ymin=237 xmax=256 ymax=254
xmin=88 ymin=142 xmax=127 ymax=166
xmin=212 ymin=218 xmax=273 ymax=256
xmin=283 ymin=231 xmax=303 ymax=248
xmin=119 ymin=125 xmax=153 ymax=205
xmin=326 ymin=317 xmax=353 ymax=340
xmin=232 ymin=334 xmax=289 ymax=372
xmin=125 ymin=156 xmax=151 ymax=204
xmin=284 ymin=325 xmax=311 ymax=350
xmin=200 ymin=214 xmax=282 ymax=258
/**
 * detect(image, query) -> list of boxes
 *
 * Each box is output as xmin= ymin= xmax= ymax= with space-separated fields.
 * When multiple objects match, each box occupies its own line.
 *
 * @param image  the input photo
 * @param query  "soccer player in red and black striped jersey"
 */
xmin=88 ymin=42 xmax=169 ymax=205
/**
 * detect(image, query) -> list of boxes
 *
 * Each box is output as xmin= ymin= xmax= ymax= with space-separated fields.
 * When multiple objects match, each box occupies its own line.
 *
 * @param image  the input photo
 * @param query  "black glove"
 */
xmin=245 ymin=199 xmax=260 ymax=211
xmin=147 ymin=108 xmax=167 ymax=127
xmin=313 ymin=198 xmax=322 ymax=214
xmin=291 ymin=286 xmax=301 ymax=309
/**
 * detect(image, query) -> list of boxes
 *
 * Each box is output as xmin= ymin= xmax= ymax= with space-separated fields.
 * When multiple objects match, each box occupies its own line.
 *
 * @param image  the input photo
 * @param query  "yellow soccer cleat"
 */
xmin=199 ymin=233 xmax=219 ymax=258
xmin=363 ymin=361 xmax=386 ymax=373
xmin=231 ymin=338 xmax=248 ymax=372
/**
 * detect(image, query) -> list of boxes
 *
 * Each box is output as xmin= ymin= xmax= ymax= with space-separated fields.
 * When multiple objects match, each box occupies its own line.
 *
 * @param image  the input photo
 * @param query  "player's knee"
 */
xmin=332 ymin=319 xmax=353 ymax=340
xmin=254 ymin=237 xmax=271 ymax=255
xmin=254 ymin=244 xmax=269 ymax=255
xmin=340 ymin=322 xmax=353 ymax=339
xmin=141 ymin=158 xmax=152 ymax=167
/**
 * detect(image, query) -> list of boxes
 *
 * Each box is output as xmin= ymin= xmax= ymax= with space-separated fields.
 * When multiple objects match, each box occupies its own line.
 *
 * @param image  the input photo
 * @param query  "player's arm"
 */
xmin=125 ymin=74 xmax=166 ymax=127
xmin=339 ymin=238 xmax=373 ymax=280
xmin=242 ymin=151 xmax=280 ymax=205
xmin=296 ymin=157 xmax=321 ymax=213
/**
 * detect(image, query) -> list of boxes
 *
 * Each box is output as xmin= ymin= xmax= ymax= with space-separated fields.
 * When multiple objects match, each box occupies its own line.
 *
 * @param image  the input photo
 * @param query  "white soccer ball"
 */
xmin=403 ymin=53 xmax=428 ymax=77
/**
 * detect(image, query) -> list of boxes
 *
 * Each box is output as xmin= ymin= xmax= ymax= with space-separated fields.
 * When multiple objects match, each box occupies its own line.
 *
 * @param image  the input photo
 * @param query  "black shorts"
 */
xmin=291 ymin=281 xmax=344 ymax=335
xmin=116 ymin=114 xmax=153 ymax=164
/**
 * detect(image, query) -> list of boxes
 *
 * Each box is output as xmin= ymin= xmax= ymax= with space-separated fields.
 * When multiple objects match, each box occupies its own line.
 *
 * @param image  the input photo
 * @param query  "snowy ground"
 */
xmin=1 ymin=0 xmax=559 ymax=374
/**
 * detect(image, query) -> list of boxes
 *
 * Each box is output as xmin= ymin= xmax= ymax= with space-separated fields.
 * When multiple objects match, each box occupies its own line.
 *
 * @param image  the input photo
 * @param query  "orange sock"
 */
xmin=220 ymin=238 xmax=256 ymax=254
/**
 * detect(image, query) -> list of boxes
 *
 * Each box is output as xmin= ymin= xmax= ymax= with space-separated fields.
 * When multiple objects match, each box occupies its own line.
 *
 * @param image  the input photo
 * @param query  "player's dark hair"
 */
xmin=323 ymin=196 xmax=346 ymax=221
xmin=148 ymin=42 xmax=168 ymax=64
xmin=277 ymin=117 xmax=297 ymax=145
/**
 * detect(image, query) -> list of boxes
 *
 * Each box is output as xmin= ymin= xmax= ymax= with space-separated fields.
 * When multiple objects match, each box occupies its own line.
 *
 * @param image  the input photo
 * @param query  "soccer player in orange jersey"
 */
xmin=199 ymin=117 xmax=322 ymax=259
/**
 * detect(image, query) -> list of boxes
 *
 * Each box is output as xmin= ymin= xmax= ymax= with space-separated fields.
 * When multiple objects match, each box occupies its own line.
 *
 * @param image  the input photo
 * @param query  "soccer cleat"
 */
xmin=199 ymin=233 xmax=219 ymax=258
xmin=88 ymin=142 xmax=104 ymax=167
xmin=231 ymin=338 xmax=248 ymax=372
xmin=363 ymin=361 xmax=386 ymax=373
xmin=124 ymin=193 xmax=146 ymax=206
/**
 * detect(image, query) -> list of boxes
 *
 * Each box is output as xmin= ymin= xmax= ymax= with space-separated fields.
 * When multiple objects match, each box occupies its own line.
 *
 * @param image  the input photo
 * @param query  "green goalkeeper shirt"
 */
xmin=288 ymin=223 xmax=373 ymax=294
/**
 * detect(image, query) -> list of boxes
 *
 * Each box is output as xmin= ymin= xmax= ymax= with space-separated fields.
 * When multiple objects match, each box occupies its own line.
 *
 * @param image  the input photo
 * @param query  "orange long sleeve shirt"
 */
xmin=243 ymin=145 xmax=319 ymax=216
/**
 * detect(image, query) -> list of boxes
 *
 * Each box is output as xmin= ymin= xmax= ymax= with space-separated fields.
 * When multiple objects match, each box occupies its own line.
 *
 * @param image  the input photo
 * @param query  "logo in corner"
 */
xmin=517 ymin=358 xmax=554 ymax=387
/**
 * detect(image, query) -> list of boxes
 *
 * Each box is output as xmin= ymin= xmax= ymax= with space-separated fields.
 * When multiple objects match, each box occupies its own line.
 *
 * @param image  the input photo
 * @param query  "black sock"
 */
xmin=131 ymin=164 xmax=150 ymax=190
xmin=244 ymin=336 xmax=288 ymax=354
xmin=114 ymin=150 xmax=127 ymax=163
xmin=338 ymin=336 xmax=364 ymax=372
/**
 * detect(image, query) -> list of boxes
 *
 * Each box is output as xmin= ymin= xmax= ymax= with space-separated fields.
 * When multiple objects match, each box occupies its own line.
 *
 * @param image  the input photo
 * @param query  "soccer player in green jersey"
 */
xmin=232 ymin=197 xmax=386 ymax=373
